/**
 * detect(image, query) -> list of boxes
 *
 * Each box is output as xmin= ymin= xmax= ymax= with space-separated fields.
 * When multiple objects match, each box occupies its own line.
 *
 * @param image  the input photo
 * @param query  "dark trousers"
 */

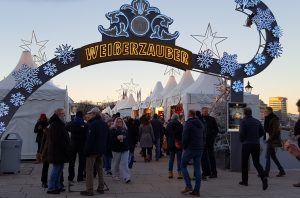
xmin=201 ymin=146 xmax=217 ymax=176
xmin=68 ymin=144 xmax=85 ymax=181
xmin=142 ymin=147 xmax=152 ymax=158
xmin=41 ymin=162 xmax=64 ymax=185
xmin=241 ymin=144 xmax=265 ymax=183
xmin=265 ymin=142 xmax=284 ymax=174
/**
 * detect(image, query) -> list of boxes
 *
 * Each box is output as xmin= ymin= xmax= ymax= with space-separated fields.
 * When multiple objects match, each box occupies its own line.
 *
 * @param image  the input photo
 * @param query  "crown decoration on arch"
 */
xmin=98 ymin=0 xmax=179 ymax=43
xmin=0 ymin=0 xmax=283 ymax=137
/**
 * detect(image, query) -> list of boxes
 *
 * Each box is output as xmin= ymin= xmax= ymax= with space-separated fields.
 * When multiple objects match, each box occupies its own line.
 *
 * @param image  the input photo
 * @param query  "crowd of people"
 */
xmin=32 ymin=100 xmax=300 ymax=196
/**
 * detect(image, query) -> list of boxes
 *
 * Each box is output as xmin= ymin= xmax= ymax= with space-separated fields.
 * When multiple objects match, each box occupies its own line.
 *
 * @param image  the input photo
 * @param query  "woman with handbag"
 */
xmin=166 ymin=114 xmax=183 ymax=179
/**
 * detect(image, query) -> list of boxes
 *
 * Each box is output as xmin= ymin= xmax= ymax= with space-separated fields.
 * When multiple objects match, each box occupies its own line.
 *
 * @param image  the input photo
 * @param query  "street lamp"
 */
xmin=245 ymin=81 xmax=253 ymax=94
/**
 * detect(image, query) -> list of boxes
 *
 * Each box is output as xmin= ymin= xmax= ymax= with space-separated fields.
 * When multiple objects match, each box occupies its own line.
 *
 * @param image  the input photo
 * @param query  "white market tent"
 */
xmin=119 ymin=94 xmax=137 ymax=117
xmin=111 ymin=96 xmax=128 ymax=114
xmin=0 ymin=51 xmax=71 ymax=159
xmin=150 ymin=81 xmax=164 ymax=108
xmin=102 ymin=106 xmax=112 ymax=116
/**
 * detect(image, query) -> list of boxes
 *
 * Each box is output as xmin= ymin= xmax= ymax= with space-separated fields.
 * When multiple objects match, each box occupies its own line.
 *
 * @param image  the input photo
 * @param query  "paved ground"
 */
xmin=0 ymin=154 xmax=299 ymax=198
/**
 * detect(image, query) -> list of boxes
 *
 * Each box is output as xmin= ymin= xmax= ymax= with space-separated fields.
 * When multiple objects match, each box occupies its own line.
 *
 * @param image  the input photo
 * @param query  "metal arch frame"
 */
xmin=0 ymin=0 xmax=282 ymax=136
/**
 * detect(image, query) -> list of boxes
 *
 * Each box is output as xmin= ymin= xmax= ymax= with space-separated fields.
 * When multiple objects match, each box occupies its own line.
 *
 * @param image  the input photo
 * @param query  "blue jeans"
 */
xmin=104 ymin=153 xmax=112 ymax=172
xmin=181 ymin=149 xmax=203 ymax=193
xmin=155 ymin=139 xmax=161 ymax=160
xmin=168 ymin=150 xmax=182 ymax=172
xmin=48 ymin=164 xmax=64 ymax=191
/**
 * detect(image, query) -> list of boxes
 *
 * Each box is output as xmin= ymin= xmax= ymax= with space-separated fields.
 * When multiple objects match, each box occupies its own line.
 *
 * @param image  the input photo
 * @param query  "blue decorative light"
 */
xmin=232 ymin=80 xmax=244 ymax=93
xmin=252 ymin=8 xmax=275 ymax=31
xmin=0 ymin=102 xmax=9 ymax=117
xmin=254 ymin=53 xmax=266 ymax=66
xmin=0 ymin=122 xmax=6 ymax=134
xmin=12 ymin=64 xmax=42 ymax=93
xmin=218 ymin=52 xmax=241 ymax=77
xmin=55 ymin=44 xmax=75 ymax=65
xmin=43 ymin=63 xmax=58 ymax=77
xmin=197 ymin=50 xmax=214 ymax=69
xmin=272 ymin=26 xmax=283 ymax=38
xmin=244 ymin=64 xmax=256 ymax=76
xmin=235 ymin=0 xmax=261 ymax=8
xmin=10 ymin=93 xmax=25 ymax=107
xmin=267 ymin=41 xmax=283 ymax=58
xmin=150 ymin=15 xmax=180 ymax=41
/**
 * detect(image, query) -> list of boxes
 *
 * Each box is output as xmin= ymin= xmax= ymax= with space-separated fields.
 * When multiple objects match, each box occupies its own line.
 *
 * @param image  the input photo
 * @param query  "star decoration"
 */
xmin=191 ymin=23 xmax=227 ymax=58
xmin=164 ymin=67 xmax=181 ymax=76
xmin=20 ymin=31 xmax=49 ymax=66
xmin=123 ymin=78 xmax=139 ymax=95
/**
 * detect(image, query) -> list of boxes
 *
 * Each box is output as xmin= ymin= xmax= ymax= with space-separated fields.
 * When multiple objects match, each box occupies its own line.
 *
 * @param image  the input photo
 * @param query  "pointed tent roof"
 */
xmin=121 ymin=94 xmax=137 ymax=109
xmin=183 ymin=74 xmax=220 ymax=95
xmin=161 ymin=75 xmax=177 ymax=97
xmin=150 ymin=81 xmax=164 ymax=103
xmin=164 ymin=70 xmax=195 ymax=106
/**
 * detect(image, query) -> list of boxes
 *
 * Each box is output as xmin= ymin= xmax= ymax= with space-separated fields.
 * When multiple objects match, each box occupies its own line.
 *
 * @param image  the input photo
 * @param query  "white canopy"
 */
xmin=152 ymin=75 xmax=177 ymax=108
xmin=102 ymin=106 xmax=112 ymax=116
xmin=120 ymin=94 xmax=136 ymax=109
xmin=150 ymin=81 xmax=164 ymax=108
xmin=0 ymin=51 xmax=71 ymax=159
xmin=111 ymin=96 xmax=128 ymax=114
xmin=164 ymin=70 xmax=194 ymax=107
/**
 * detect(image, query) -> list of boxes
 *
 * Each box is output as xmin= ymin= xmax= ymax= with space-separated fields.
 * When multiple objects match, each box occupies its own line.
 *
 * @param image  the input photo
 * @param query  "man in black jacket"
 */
xmin=151 ymin=114 xmax=164 ymax=161
xmin=201 ymin=107 xmax=219 ymax=179
xmin=239 ymin=107 xmax=268 ymax=190
xmin=181 ymin=110 xmax=205 ymax=197
xmin=80 ymin=108 xmax=109 ymax=196
xmin=66 ymin=111 xmax=88 ymax=182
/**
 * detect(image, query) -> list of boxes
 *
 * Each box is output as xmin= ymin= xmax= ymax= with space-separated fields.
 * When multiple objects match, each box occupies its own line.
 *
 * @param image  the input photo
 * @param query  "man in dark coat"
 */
xmin=151 ymin=114 xmax=164 ymax=161
xmin=66 ymin=111 xmax=88 ymax=182
xmin=166 ymin=113 xmax=183 ymax=179
xmin=80 ymin=108 xmax=109 ymax=196
xmin=181 ymin=110 xmax=205 ymax=197
xmin=201 ymin=107 xmax=219 ymax=179
xmin=264 ymin=107 xmax=285 ymax=177
xmin=46 ymin=108 xmax=70 ymax=194
xmin=239 ymin=107 xmax=268 ymax=190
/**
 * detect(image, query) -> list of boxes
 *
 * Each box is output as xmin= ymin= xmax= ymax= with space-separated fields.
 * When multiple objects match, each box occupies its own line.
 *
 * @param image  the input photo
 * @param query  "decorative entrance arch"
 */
xmin=0 ymin=0 xmax=283 ymax=135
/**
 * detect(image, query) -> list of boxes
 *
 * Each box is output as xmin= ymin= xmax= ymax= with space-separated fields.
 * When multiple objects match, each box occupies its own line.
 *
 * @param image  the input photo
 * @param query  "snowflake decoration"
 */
xmin=272 ymin=26 xmax=283 ymax=38
xmin=55 ymin=44 xmax=75 ymax=65
xmin=10 ymin=92 xmax=25 ymax=107
xmin=0 ymin=102 xmax=9 ymax=117
xmin=232 ymin=80 xmax=244 ymax=93
xmin=12 ymin=64 xmax=42 ymax=93
xmin=197 ymin=50 xmax=214 ymax=69
xmin=244 ymin=64 xmax=256 ymax=76
xmin=235 ymin=0 xmax=261 ymax=8
xmin=43 ymin=62 xmax=58 ymax=76
xmin=252 ymin=8 xmax=275 ymax=31
xmin=218 ymin=52 xmax=241 ymax=77
xmin=0 ymin=122 xmax=6 ymax=134
xmin=267 ymin=41 xmax=283 ymax=58
xmin=254 ymin=53 xmax=266 ymax=66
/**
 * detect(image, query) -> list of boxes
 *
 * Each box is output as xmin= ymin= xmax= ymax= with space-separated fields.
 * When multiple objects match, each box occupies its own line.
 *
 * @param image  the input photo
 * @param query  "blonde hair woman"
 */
xmin=110 ymin=117 xmax=131 ymax=183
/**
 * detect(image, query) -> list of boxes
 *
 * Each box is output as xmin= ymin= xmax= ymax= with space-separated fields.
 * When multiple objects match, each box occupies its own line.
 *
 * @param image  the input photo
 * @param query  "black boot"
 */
xmin=276 ymin=170 xmax=286 ymax=177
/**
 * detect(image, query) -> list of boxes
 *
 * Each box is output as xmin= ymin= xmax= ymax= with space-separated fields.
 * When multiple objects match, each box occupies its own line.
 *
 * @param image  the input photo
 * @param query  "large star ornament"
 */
xmin=191 ymin=23 xmax=227 ymax=58
xmin=20 ymin=31 xmax=49 ymax=66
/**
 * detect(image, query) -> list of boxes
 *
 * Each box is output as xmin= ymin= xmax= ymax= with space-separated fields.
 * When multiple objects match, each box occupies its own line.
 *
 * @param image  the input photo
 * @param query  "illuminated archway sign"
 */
xmin=0 ymin=0 xmax=283 ymax=137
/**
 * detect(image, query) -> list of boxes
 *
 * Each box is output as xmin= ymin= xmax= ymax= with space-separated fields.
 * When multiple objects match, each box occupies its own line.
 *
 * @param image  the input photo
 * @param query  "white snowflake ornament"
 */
xmin=254 ymin=53 xmax=266 ymax=66
xmin=12 ymin=64 xmax=42 ymax=93
xmin=252 ymin=8 xmax=275 ymax=31
xmin=244 ymin=64 xmax=256 ymax=76
xmin=267 ymin=41 xmax=283 ymax=58
xmin=0 ymin=102 xmax=9 ymax=117
xmin=0 ymin=122 xmax=6 ymax=134
xmin=10 ymin=92 xmax=25 ymax=107
xmin=197 ymin=50 xmax=214 ymax=69
xmin=232 ymin=80 xmax=244 ymax=93
xmin=55 ymin=44 xmax=75 ymax=65
xmin=218 ymin=52 xmax=241 ymax=77
xmin=43 ymin=63 xmax=58 ymax=76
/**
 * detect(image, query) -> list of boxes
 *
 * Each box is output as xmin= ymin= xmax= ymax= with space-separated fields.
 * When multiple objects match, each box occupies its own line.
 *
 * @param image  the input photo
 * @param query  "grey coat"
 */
xmin=139 ymin=124 xmax=155 ymax=148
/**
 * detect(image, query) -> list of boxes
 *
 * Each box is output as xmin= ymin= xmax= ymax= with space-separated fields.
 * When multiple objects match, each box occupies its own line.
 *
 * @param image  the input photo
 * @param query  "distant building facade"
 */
xmin=269 ymin=97 xmax=288 ymax=125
